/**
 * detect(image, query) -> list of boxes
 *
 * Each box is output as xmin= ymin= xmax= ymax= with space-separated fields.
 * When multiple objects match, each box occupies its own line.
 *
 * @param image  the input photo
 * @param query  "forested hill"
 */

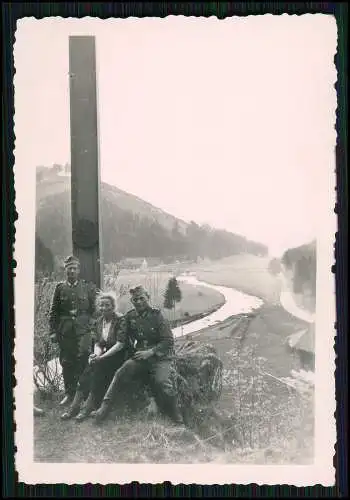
xmin=281 ymin=240 xmax=317 ymax=299
xmin=35 ymin=165 xmax=268 ymax=271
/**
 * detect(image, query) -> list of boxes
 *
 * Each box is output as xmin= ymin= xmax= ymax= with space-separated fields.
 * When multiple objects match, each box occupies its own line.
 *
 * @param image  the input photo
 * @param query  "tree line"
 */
xmin=281 ymin=241 xmax=317 ymax=297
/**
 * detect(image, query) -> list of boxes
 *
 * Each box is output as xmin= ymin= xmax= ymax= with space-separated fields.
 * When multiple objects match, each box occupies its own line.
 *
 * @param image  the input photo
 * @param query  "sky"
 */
xmin=14 ymin=16 xmax=337 ymax=257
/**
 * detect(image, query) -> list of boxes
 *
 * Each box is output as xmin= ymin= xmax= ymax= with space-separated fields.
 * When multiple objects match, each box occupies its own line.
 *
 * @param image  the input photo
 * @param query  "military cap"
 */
xmin=130 ymin=285 xmax=149 ymax=297
xmin=64 ymin=255 xmax=80 ymax=269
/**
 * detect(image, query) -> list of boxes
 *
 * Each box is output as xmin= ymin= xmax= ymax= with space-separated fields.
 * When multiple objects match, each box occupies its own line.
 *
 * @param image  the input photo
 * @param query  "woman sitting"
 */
xmin=61 ymin=291 xmax=131 ymax=421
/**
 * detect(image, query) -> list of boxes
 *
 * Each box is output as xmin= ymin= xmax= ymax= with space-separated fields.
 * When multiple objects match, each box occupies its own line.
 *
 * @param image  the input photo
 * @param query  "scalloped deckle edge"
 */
xmin=13 ymin=14 xmax=338 ymax=486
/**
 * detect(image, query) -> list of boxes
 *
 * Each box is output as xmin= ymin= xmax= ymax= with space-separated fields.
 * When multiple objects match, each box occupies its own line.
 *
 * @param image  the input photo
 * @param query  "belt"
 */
xmin=136 ymin=341 xmax=149 ymax=349
xmin=60 ymin=311 xmax=90 ymax=318
xmin=60 ymin=311 xmax=79 ymax=319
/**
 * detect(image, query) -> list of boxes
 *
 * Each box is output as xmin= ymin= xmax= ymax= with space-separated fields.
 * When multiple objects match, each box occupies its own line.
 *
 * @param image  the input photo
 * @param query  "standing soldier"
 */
xmin=49 ymin=255 xmax=97 ymax=406
xmin=93 ymin=285 xmax=184 ymax=426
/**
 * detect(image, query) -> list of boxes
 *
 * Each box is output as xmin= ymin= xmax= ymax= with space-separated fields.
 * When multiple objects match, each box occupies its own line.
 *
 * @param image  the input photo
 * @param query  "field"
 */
xmin=193 ymin=255 xmax=282 ymax=304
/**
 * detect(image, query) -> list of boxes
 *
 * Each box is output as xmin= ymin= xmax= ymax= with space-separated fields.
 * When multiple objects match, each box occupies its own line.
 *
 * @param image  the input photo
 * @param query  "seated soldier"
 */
xmin=93 ymin=285 xmax=184 ymax=426
xmin=60 ymin=292 xmax=131 ymax=421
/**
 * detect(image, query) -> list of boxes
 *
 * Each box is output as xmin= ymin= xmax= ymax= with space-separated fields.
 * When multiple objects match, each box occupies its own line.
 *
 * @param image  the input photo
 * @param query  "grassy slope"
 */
xmin=34 ymin=257 xmax=314 ymax=464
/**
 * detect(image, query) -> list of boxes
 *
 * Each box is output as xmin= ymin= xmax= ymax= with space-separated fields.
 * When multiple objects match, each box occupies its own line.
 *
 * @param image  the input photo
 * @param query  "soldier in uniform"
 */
xmin=93 ymin=285 xmax=184 ymax=425
xmin=48 ymin=255 xmax=97 ymax=406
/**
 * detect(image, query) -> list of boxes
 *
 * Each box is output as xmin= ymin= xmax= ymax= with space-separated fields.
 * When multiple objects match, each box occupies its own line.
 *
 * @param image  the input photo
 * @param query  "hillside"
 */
xmin=35 ymin=165 xmax=268 ymax=270
xmin=36 ymin=168 xmax=188 ymax=235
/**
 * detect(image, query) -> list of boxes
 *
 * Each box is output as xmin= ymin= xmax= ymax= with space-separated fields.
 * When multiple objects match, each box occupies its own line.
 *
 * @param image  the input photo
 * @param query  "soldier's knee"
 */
xmin=153 ymin=363 xmax=172 ymax=382
xmin=119 ymin=358 xmax=139 ymax=376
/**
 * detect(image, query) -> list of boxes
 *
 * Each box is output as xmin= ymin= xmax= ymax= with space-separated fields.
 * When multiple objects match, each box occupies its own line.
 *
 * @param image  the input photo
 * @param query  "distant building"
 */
xmin=140 ymin=259 xmax=148 ymax=271
xmin=144 ymin=257 xmax=163 ymax=268
xmin=119 ymin=258 xmax=148 ymax=271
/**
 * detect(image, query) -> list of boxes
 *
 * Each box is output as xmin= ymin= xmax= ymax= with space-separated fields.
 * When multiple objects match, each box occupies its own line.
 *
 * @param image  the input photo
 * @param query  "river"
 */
xmin=172 ymin=275 xmax=263 ymax=338
xmin=34 ymin=277 xmax=263 ymax=389
xmin=278 ymin=273 xmax=315 ymax=324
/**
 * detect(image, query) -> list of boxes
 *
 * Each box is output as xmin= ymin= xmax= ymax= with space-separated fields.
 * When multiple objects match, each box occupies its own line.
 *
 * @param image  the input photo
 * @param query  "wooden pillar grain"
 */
xmin=69 ymin=36 xmax=103 ymax=288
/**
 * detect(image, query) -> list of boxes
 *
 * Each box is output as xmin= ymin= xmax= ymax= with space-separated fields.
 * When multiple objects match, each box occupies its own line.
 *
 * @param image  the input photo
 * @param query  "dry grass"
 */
xmin=34 ymin=402 xmax=224 ymax=464
xmin=35 ymin=410 xmax=312 ymax=465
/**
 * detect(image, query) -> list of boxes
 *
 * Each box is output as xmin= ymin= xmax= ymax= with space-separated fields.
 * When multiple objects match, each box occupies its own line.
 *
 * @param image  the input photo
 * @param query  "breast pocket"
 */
xmin=146 ymin=326 xmax=158 ymax=343
xmin=78 ymin=295 xmax=89 ymax=311
xmin=59 ymin=294 xmax=69 ymax=311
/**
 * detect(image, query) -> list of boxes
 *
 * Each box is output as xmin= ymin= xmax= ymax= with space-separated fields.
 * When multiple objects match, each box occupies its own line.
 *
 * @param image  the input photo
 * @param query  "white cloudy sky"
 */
xmin=14 ymin=17 xmax=337 ymax=256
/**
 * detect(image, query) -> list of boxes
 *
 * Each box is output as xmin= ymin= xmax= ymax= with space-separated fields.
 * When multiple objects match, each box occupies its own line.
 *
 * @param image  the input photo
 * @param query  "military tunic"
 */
xmin=49 ymin=279 xmax=97 ymax=397
xmin=102 ymin=307 xmax=180 ymax=419
xmin=125 ymin=307 xmax=174 ymax=359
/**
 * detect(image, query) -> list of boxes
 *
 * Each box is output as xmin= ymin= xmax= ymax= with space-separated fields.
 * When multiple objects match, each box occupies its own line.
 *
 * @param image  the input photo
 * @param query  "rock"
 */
xmin=173 ymin=340 xmax=223 ymax=409
xmin=112 ymin=340 xmax=224 ymax=424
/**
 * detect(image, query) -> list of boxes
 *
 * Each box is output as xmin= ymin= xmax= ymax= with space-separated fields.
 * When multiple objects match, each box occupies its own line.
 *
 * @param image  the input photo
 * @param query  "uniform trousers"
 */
xmin=102 ymin=357 xmax=177 ymax=415
xmin=59 ymin=350 xmax=89 ymax=398
xmin=58 ymin=321 xmax=91 ymax=398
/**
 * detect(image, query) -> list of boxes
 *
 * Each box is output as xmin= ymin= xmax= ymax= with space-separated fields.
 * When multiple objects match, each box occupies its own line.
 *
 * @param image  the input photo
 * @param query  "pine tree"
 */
xmin=172 ymin=277 xmax=182 ymax=303
xmin=163 ymin=277 xmax=182 ymax=321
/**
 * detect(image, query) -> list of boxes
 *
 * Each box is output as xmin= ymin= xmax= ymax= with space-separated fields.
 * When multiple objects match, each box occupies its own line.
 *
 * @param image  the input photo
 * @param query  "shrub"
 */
xmin=34 ymin=279 xmax=62 ymax=394
xmin=223 ymin=340 xmax=314 ymax=456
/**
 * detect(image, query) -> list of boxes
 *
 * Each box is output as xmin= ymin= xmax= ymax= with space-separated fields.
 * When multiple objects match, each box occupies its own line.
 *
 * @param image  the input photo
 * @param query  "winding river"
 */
xmin=172 ymin=275 xmax=263 ymax=338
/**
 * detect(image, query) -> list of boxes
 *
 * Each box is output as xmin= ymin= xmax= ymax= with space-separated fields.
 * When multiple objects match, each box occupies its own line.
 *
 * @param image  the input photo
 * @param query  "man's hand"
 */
xmin=89 ymin=353 xmax=99 ymax=365
xmin=133 ymin=349 xmax=154 ymax=362
xmin=90 ymin=352 xmax=105 ymax=365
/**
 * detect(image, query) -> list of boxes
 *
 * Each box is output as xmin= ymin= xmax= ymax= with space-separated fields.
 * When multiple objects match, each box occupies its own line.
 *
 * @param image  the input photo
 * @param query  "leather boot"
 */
xmin=93 ymin=399 xmax=112 ymax=425
xmin=60 ymin=390 xmax=84 ymax=420
xmin=160 ymin=394 xmax=184 ymax=426
xmin=75 ymin=392 xmax=96 ymax=422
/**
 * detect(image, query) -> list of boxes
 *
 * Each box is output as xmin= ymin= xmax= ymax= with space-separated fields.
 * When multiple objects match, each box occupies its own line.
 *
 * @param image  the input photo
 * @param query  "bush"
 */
xmin=34 ymin=279 xmax=62 ymax=394
xmin=223 ymin=340 xmax=314 ymax=455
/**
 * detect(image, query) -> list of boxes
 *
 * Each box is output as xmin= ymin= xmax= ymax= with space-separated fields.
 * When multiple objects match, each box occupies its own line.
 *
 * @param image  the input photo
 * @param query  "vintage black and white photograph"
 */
xmin=14 ymin=16 xmax=337 ymax=485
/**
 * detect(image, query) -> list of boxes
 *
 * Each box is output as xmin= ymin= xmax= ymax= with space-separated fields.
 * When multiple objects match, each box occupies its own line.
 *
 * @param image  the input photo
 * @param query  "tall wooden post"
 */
xmin=69 ymin=36 xmax=103 ymax=288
